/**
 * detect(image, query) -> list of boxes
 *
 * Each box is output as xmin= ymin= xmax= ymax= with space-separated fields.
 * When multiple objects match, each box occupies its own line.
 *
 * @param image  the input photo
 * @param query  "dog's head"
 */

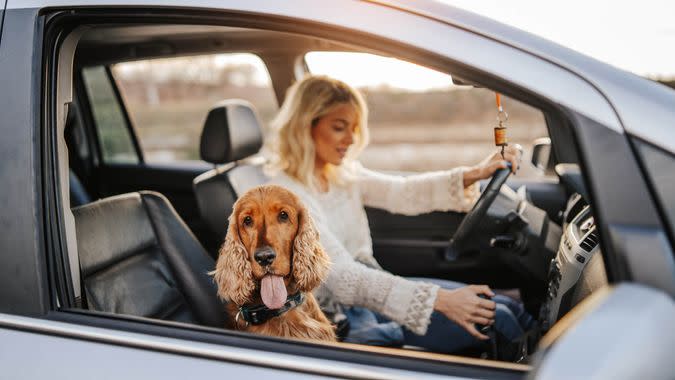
xmin=212 ymin=185 xmax=330 ymax=309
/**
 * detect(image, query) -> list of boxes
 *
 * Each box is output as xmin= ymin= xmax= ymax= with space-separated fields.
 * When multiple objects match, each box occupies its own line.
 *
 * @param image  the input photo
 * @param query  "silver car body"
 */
xmin=1 ymin=0 xmax=674 ymax=379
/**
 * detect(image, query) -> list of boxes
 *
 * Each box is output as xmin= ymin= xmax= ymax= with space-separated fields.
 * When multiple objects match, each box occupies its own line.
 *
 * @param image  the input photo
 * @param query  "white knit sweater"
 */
xmin=270 ymin=163 xmax=480 ymax=335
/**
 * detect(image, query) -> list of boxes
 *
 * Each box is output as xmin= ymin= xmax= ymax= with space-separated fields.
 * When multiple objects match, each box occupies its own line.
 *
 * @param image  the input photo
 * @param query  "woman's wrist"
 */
xmin=433 ymin=289 xmax=443 ymax=311
xmin=433 ymin=288 xmax=451 ymax=311
xmin=462 ymin=166 xmax=481 ymax=188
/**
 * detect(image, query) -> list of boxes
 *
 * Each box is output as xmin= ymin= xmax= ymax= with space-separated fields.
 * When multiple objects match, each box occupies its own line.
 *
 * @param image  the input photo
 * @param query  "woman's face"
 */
xmin=311 ymin=103 xmax=357 ymax=168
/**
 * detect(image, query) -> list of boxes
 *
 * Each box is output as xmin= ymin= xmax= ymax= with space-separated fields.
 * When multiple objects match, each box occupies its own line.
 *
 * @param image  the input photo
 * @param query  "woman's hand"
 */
xmin=463 ymin=144 xmax=523 ymax=188
xmin=434 ymin=285 xmax=497 ymax=340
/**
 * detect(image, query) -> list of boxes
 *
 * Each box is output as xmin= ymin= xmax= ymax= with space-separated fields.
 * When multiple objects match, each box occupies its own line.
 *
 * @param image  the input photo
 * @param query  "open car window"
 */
xmin=44 ymin=11 xmax=651 ymax=378
xmin=305 ymin=52 xmax=551 ymax=179
xmin=66 ymin=23 xmax=594 ymax=355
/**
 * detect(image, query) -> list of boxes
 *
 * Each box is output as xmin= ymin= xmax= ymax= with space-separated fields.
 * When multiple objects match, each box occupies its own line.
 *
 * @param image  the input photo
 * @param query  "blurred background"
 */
xmin=112 ymin=52 xmax=548 ymax=178
xmin=105 ymin=0 xmax=673 ymax=180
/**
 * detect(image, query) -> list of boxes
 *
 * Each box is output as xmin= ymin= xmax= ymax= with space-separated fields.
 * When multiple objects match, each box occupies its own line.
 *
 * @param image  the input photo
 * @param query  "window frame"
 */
xmin=43 ymin=4 xmax=661 ymax=377
xmin=633 ymin=137 xmax=675 ymax=250
xmin=45 ymin=10 xmax=539 ymax=377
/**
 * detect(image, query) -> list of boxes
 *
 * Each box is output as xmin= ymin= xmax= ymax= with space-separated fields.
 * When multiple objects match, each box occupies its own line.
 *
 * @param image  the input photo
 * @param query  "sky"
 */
xmin=439 ymin=0 xmax=675 ymax=78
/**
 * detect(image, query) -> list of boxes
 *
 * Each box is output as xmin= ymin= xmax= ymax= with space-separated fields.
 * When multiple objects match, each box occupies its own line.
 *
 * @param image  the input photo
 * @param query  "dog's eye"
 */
xmin=278 ymin=211 xmax=289 ymax=222
xmin=243 ymin=216 xmax=253 ymax=226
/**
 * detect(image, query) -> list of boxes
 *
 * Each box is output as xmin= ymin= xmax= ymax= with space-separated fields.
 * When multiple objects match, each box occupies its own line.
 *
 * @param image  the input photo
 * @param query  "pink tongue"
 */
xmin=260 ymin=275 xmax=287 ymax=310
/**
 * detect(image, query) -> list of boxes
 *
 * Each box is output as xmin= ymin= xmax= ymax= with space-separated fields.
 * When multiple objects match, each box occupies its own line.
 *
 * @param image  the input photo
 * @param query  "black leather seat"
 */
xmin=72 ymin=191 xmax=228 ymax=328
xmin=193 ymin=99 xmax=268 ymax=248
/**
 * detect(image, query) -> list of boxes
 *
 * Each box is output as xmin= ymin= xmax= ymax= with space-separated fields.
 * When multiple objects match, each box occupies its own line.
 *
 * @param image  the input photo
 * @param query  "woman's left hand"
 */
xmin=463 ymin=144 xmax=523 ymax=188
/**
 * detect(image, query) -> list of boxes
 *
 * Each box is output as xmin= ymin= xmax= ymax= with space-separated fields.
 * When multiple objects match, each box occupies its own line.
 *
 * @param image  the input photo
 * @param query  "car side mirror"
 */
xmin=531 ymin=137 xmax=554 ymax=174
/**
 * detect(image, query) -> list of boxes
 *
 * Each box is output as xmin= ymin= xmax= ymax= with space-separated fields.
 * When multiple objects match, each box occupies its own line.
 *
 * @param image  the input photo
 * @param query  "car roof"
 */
xmin=74 ymin=25 xmax=358 ymax=66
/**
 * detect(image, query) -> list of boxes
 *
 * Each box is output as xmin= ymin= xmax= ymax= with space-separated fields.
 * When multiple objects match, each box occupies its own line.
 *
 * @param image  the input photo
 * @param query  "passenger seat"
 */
xmin=72 ymin=191 xmax=228 ymax=327
xmin=193 ymin=100 xmax=268 ymax=247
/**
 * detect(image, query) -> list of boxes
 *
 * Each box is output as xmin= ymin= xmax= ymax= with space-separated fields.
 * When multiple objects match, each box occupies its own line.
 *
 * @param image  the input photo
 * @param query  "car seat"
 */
xmin=72 ymin=191 xmax=229 ymax=327
xmin=193 ymin=99 xmax=268 ymax=248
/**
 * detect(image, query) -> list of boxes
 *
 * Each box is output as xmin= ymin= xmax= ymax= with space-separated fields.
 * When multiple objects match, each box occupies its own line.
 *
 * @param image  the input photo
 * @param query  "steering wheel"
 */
xmin=445 ymin=162 xmax=512 ymax=260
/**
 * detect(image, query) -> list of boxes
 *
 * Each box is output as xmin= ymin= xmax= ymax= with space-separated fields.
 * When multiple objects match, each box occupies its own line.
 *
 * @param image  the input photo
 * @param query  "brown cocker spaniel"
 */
xmin=212 ymin=185 xmax=335 ymax=342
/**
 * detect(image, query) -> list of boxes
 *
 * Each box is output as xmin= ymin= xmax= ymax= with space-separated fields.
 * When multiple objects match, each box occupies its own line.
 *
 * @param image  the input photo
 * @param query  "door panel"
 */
xmin=368 ymin=207 xmax=519 ymax=287
xmin=368 ymin=207 xmax=460 ymax=274
xmin=368 ymin=178 xmax=567 ymax=282
xmin=1 ymin=312 xmax=526 ymax=379
xmin=0 ymin=318 xmax=334 ymax=380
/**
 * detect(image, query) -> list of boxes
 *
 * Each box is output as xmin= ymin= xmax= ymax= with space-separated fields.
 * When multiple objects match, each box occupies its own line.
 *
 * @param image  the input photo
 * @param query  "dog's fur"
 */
xmin=212 ymin=185 xmax=335 ymax=342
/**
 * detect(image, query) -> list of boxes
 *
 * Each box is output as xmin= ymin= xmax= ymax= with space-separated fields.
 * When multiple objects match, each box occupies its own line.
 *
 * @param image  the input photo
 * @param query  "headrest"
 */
xmin=199 ymin=99 xmax=264 ymax=164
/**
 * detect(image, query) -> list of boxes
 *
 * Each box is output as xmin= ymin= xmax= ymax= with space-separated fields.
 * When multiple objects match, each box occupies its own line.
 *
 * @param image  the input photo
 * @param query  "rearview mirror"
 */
xmin=451 ymin=75 xmax=482 ymax=88
xmin=531 ymin=137 xmax=554 ymax=174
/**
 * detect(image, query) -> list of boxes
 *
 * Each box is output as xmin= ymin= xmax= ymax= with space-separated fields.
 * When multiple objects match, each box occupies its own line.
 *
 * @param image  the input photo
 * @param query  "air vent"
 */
xmin=579 ymin=230 xmax=599 ymax=252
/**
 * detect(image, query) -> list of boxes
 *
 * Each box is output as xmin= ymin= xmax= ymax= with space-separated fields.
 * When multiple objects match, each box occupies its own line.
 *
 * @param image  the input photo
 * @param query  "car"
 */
xmin=1 ymin=0 xmax=674 ymax=379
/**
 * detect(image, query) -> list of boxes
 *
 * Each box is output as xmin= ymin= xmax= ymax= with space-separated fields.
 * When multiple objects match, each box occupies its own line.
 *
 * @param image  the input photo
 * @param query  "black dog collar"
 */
xmin=237 ymin=292 xmax=305 ymax=326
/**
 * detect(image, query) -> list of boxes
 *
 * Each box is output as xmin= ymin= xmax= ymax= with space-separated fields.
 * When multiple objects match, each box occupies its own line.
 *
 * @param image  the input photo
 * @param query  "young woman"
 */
xmin=266 ymin=75 xmax=532 ymax=353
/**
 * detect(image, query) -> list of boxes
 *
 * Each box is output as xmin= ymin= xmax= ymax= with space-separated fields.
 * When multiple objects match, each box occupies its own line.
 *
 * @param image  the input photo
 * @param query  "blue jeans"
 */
xmin=343 ymin=278 xmax=534 ymax=353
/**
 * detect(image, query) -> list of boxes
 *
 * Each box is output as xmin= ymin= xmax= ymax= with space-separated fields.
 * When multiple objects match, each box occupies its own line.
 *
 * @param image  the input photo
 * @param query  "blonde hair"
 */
xmin=266 ymin=75 xmax=369 ymax=190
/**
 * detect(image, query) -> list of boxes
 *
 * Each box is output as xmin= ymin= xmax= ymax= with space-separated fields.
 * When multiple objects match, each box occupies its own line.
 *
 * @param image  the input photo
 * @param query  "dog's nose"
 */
xmin=254 ymin=246 xmax=276 ymax=266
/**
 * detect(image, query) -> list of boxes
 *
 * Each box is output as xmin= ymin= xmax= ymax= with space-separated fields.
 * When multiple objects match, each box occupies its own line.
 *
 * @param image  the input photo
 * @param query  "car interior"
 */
xmin=54 ymin=18 xmax=608 ymax=364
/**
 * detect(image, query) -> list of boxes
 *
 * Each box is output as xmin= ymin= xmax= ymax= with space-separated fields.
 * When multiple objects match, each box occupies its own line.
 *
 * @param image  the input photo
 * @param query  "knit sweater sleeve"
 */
xmin=355 ymin=163 xmax=480 ymax=215
xmin=315 ymin=217 xmax=440 ymax=335
xmin=271 ymin=174 xmax=441 ymax=335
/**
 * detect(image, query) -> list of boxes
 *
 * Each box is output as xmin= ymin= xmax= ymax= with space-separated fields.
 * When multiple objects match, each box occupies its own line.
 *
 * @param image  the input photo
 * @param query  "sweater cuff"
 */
xmin=383 ymin=278 xmax=440 ymax=335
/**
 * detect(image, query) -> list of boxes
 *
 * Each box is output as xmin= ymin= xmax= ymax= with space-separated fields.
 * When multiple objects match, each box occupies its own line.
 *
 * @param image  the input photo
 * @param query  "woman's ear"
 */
xmin=210 ymin=206 xmax=254 ymax=306
xmin=292 ymin=204 xmax=330 ymax=291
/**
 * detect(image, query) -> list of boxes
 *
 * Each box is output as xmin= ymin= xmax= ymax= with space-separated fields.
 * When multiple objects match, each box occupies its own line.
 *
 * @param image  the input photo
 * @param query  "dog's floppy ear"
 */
xmin=292 ymin=203 xmax=330 ymax=291
xmin=211 ymin=203 xmax=255 ymax=306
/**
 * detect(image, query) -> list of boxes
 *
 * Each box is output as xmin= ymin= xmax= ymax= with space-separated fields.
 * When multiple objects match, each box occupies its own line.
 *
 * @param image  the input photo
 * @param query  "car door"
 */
xmin=1 ymin=312 xmax=526 ymax=380
xmin=530 ymin=284 xmax=675 ymax=380
xmin=3 ymin=0 xmax=674 ymax=379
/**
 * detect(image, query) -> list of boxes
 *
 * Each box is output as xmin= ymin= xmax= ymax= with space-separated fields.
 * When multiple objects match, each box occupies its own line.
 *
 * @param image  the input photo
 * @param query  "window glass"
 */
xmin=82 ymin=66 xmax=139 ymax=164
xmin=112 ymin=53 xmax=277 ymax=163
xmin=305 ymin=52 xmax=549 ymax=178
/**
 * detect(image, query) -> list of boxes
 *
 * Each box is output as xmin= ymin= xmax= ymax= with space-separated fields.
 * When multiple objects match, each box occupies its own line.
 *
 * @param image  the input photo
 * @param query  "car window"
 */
xmin=305 ymin=52 xmax=550 ymax=178
xmin=112 ymin=53 xmax=277 ymax=164
xmin=82 ymin=66 xmax=139 ymax=164
xmin=635 ymin=139 xmax=675 ymax=238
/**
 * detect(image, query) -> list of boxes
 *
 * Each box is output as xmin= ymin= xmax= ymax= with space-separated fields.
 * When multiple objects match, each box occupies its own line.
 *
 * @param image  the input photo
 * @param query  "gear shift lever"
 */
xmin=476 ymin=294 xmax=498 ymax=360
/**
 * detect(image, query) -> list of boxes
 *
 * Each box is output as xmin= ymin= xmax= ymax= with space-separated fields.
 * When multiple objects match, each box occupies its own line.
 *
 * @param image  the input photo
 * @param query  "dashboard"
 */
xmin=538 ymin=193 xmax=606 ymax=331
